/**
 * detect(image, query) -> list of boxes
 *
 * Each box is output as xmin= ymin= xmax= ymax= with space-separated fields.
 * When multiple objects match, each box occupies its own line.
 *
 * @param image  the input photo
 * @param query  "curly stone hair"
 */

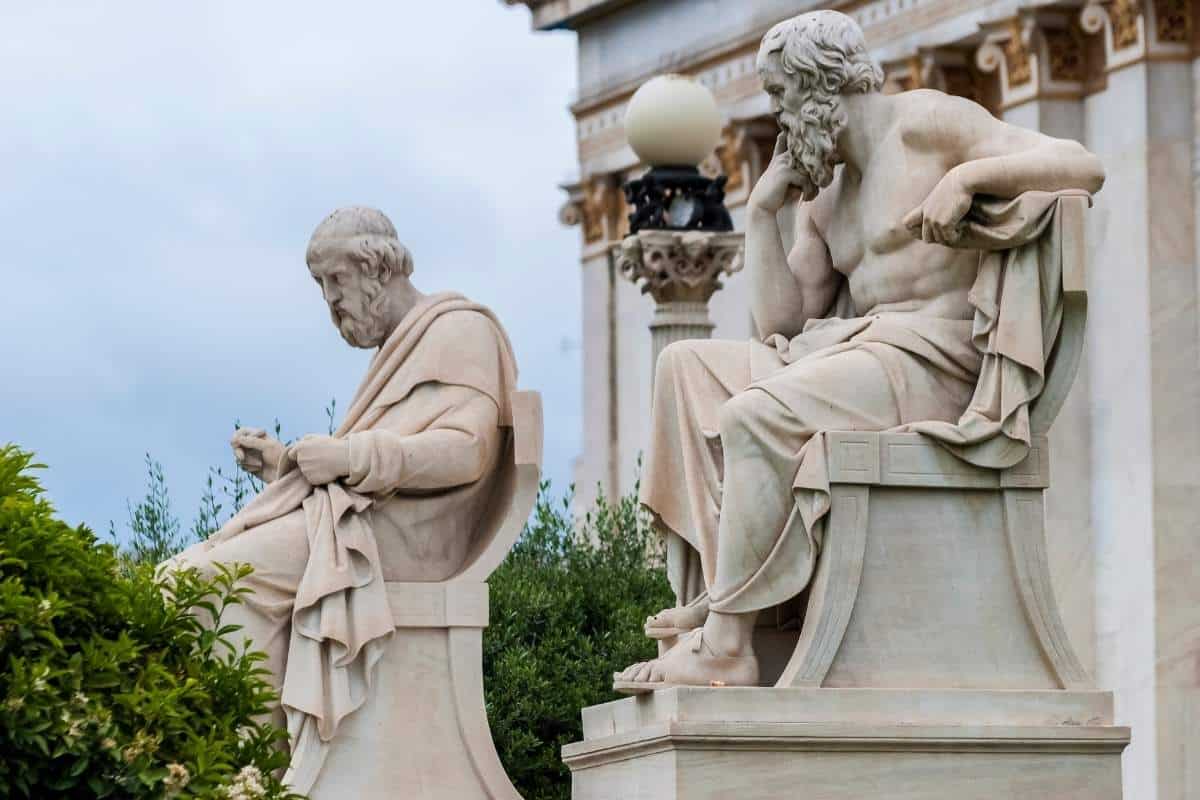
xmin=757 ymin=11 xmax=884 ymax=198
xmin=306 ymin=206 xmax=414 ymax=282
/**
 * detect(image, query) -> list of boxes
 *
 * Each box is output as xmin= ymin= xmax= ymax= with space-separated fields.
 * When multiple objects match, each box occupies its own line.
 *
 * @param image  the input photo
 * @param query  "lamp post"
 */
xmin=615 ymin=75 xmax=745 ymax=379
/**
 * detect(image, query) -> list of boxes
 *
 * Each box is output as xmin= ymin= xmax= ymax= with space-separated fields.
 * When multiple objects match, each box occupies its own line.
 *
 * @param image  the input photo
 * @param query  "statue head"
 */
xmin=757 ymin=11 xmax=883 ymax=200
xmin=305 ymin=207 xmax=417 ymax=348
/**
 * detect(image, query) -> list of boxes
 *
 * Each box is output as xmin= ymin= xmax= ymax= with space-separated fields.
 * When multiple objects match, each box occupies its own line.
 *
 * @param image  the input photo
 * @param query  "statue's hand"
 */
xmin=903 ymin=169 xmax=973 ymax=246
xmin=231 ymin=427 xmax=286 ymax=483
xmin=286 ymin=435 xmax=351 ymax=486
xmin=748 ymin=133 xmax=806 ymax=213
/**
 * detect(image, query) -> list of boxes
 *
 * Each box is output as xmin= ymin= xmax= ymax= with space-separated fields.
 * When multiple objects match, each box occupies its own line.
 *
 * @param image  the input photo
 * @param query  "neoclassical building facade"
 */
xmin=508 ymin=0 xmax=1200 ymax=796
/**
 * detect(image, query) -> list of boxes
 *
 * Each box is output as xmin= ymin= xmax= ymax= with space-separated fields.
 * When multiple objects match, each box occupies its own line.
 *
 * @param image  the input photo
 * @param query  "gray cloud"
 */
xmin=0 ymin=1 xmax=582 ymax=535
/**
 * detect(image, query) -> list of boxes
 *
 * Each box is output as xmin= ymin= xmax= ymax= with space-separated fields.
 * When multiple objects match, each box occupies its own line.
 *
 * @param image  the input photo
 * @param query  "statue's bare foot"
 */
xmin=644 ymin=598 xmax=710 ymax=639
xmin=613 ymin=628 xmax=758 ymax=695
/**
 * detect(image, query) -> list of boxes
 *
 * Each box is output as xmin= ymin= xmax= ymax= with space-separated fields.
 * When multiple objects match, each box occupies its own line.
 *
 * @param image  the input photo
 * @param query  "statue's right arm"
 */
xmin=747 ymin=202 xmax=838 ymax=340
xmin=343 ymin=385 xmax=500 ymax=495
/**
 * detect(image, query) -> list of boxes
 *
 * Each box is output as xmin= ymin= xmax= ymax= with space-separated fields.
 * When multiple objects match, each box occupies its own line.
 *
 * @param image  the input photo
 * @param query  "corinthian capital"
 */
xmin=615 ymin=229 xmax=744 ymax=304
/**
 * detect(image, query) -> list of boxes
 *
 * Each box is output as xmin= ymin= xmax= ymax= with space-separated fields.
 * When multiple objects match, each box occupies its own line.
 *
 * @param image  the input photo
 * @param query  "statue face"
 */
xmin=309 ymin=254 xmax=390 ymax=348
xmin=761 ymin=58 xmax=843 ymax=201
xmin=762 ymin=64 xmax=804 ymax=142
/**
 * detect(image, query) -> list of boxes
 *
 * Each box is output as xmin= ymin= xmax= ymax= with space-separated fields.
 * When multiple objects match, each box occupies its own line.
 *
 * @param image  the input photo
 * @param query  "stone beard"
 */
xmin=780 ymin=88 xmax=843 ymax=202
xmin=331 ymin=272 xmax=390 ymax=348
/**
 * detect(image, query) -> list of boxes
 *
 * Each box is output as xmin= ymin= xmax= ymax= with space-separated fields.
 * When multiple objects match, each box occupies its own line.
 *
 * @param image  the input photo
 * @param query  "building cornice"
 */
xmin=503 ymin=0 xmax=643 ymax=31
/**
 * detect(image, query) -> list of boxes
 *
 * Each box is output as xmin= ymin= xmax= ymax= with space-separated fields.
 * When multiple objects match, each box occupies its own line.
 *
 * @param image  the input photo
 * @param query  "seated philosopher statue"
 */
xmin=166 ymin=206 xmax=517 ymax=788
xmin=615 ymin=10 xmax=1106 ymax=692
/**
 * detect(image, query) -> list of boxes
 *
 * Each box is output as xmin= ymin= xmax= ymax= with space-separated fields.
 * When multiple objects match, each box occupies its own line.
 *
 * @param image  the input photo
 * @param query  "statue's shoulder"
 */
xmin=427 ymin=303 xmax=504 ymax=343
xmin=418 ymin=301 xmax=511 ymax=369
xmin=895 ymin=90 xmax=993 ymax=150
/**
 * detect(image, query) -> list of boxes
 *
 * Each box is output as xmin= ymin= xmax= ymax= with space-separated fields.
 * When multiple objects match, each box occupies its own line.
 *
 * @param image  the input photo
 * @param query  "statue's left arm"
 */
xmin=905 ymin=96 xmax=1105 ymax=244
xmin=343 ymin=383 xmax=501 ymax=495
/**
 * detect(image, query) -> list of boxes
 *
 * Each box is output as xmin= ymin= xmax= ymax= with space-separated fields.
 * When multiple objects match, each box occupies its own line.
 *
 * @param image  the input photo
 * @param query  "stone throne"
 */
xmin=311 ymin=390 xmax=542 ymax=800
xmin=565 ymin=197 xmax=1131 ymax=798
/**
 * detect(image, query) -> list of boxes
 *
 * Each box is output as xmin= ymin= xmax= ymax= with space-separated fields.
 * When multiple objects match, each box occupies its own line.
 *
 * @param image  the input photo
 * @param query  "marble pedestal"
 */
xmin=565 ymin=687 xmax=1129 ymax=800
xmin=310 ymin=582 xmax=521 ymax=799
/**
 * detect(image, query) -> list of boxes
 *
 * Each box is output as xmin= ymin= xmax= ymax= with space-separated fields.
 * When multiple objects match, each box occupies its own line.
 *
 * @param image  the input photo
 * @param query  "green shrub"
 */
xmin=484 ymin=483 xmax=673 ymax=800
xmin=0 ymin=445 xmax=299 ymax=799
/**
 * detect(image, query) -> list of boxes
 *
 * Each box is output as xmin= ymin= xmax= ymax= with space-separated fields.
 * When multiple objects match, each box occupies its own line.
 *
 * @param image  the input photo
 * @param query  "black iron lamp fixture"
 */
xmin=622 ymin=75 xmax=734 ymax=235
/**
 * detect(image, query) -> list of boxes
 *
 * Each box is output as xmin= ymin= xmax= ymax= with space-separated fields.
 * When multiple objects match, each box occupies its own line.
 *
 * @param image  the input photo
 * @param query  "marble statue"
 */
xmin=614 ymin=9 xmax=1106 ymax=693
xmin=165 ymin=207 xmax=520 ymax=793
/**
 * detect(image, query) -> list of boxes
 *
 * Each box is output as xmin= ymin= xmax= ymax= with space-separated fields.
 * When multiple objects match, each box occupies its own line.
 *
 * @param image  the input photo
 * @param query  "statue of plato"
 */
xmin=615 ymin=10 xmax=1105 ymax=692
xmin=166 ymin=206 xmax=517 ymax=790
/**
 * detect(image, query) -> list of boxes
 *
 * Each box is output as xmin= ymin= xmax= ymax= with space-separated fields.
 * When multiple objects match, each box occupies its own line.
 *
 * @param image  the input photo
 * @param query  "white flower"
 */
xmin=164 ymin=763 xmax=191 ymax=795
xmin=222 ymin=765 xmax=266 ymax=799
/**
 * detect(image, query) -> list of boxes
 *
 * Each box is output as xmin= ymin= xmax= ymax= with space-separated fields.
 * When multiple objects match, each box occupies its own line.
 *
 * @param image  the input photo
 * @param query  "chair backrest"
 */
xmin=450 ymin=390 xmax=544 ymax=583
xmin=1029 ymin=193 xmax=1088 ymax=435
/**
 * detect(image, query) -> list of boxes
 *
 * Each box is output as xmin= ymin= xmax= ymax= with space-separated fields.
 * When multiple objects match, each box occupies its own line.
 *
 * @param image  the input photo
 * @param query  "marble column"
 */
xmin=560 ymin=174 xmax=627 ymax=508
xmin=1076 ymin=1 xmax=1200 ymax=796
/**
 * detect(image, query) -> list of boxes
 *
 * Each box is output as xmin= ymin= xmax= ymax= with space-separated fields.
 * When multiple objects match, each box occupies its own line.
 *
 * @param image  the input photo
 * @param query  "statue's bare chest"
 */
xmin=813 ymin=145 xmax=948 ymax=277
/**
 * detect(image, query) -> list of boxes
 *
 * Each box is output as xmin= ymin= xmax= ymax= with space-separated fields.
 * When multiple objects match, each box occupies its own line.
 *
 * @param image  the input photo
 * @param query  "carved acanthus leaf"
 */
xmin=616 ymin=230 xmax=744 ymax=304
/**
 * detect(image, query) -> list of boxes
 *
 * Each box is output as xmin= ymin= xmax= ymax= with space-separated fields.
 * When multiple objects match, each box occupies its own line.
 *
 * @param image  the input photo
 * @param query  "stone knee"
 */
xmin=654 ymin=340 xmax=700 ymax=397
xmin=718 ymin=388 xmax=788 ymax=455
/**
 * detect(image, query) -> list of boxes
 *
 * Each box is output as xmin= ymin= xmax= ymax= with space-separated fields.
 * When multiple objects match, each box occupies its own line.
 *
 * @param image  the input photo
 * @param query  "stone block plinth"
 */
xmin=564 ymin=687 xmax=1129 ymax=800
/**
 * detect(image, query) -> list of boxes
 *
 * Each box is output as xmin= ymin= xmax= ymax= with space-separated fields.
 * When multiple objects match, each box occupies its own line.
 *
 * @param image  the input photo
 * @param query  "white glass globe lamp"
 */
xmin=624 ymin=74 xmax=722 ymax=167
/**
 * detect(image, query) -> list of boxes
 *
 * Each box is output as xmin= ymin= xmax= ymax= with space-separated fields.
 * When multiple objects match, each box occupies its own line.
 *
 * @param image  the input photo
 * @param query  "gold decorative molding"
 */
xmin=1043 ymin=25 xmax=1089 ymax=82
xmin=1004 ymin=19 xmax=1035 ymax=86
xmin=976 ymin=16 xmax=1043 ymax=110
xmin=1110 ymin=0 xmax=1143 ymax=48
xmin=715 ymin=124 xmax=750 ymax=194
xmin=1153 ymin=0 xmax=1191 ymax=43
xmin=884 ymin=49 xmax=987 ymax=107
xmin=1077 ymin=0 xmax=1191 ymax=77
xmin=561 ymin=175 xmax=628 ymax=245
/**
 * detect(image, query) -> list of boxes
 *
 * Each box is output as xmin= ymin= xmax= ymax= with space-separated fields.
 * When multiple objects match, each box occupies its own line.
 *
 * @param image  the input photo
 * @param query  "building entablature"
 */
xmin=504 ymin=0 xmax=639 ymax=31
xmin=550 ymin=0 xmax=1198 ymax=249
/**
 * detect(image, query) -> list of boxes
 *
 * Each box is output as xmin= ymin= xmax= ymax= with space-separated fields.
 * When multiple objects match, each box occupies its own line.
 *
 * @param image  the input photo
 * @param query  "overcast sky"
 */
xmin=0 ymin=2 xmax=581 ymax=539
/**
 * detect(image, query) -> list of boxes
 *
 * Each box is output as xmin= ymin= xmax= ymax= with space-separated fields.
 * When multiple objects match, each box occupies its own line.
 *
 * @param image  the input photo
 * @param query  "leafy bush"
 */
xmin=0 ymin=445 xmax=298 ymax=799
xmin=484 ymin=483 xmax=673 ymax=800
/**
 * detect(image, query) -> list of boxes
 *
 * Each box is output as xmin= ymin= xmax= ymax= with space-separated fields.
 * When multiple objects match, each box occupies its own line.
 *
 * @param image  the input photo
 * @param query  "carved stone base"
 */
xmin=564 ymin=687 xmax=1129 ymax=800
xmin=310 ymin=582 xmax=520 ymax=800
